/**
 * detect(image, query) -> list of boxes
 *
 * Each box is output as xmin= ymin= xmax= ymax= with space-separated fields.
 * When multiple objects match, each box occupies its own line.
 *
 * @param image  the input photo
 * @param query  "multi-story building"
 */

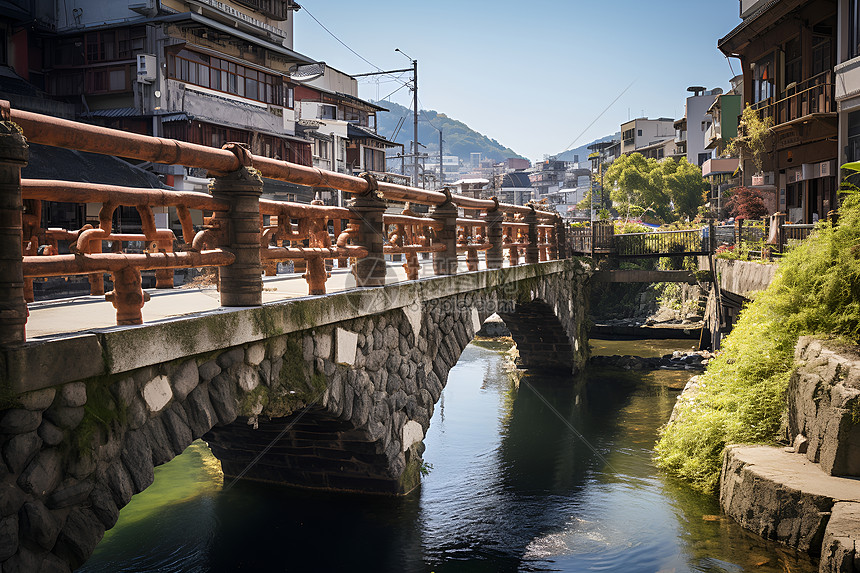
xmin=681 ymin=87 xmax=722 ymax=166
xmin=620 ymin=117 xmax=676 ymax=156
xmin=836 ymin=0 xmax=860 ymax=169
xmin=719 ymin=0 xmax=837 ymax=223
xmin=293 ymin=65 xmax=400 ymax=203
xmin=528 ymin=158 xmax=569 ymax=198
xmin=704 ymin=77 xmax=743 ymax=156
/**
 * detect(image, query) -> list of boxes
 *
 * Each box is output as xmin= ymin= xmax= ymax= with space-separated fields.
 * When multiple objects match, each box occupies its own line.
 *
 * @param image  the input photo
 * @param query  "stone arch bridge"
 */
xmin=0 ymin=260 xmax=589 ymax=572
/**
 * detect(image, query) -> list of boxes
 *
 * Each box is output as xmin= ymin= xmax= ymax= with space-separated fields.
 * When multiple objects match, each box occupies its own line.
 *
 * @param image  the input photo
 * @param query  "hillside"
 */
xmin=554 ymin=132 xmax=620 ymax=163
xmin=373 ymin=100 xmax=526 ymax=163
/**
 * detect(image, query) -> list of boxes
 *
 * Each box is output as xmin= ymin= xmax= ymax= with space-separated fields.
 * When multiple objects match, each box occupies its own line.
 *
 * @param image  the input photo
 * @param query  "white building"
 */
xmin=620 ymin=118 xmax=676 ymax=155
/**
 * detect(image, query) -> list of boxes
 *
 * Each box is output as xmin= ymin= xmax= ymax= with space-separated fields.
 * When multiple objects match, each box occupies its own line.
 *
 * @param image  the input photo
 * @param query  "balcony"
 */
xmin=751 ymin=71 xmax=835 ymax=127
xmin=704 ymin=122 xmax=718 ymax=149
xmin=836 ymin=56 xmax=860 ymax=103
xmin=701 ymin=157 xmax=739 ymax=179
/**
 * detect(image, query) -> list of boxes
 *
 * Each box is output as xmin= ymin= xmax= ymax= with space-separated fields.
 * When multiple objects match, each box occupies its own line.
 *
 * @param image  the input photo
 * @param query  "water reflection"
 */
xmin=79 ymin=341 xmax=816 ymax=573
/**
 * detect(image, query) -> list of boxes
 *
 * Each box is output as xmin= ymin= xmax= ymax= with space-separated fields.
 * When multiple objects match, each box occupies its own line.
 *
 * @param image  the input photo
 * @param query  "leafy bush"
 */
xmin=655 ymin=193 xmax=860 ymax=492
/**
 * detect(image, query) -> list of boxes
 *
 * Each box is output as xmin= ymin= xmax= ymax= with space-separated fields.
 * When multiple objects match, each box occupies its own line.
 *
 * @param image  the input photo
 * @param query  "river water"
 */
xmin=78 ymin=339 xmax=818 ymax=573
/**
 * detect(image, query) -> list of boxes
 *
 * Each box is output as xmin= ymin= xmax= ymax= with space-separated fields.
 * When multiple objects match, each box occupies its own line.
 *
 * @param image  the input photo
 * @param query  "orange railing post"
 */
xmin=0 ymin=115 xmax=28 ymax=346
xmin=348 ymin=177 xmax=387 ymax=287
xmin=485 ymin=200 xmax=503 ymax=269
xmin=211 ymin=147 xmax=264 ymax=307
xmin=430 ymin=191 xmax=459 ymax=276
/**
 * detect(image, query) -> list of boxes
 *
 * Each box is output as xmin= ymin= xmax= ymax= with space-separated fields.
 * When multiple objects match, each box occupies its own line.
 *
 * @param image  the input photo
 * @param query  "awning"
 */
xmin=347 ymin=124 xmax=399 ymax=148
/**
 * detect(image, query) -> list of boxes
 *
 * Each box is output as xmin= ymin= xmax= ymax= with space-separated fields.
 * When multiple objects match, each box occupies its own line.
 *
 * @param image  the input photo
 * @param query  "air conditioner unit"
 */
xmin=137 ymin=54 xmax=156 ymax=83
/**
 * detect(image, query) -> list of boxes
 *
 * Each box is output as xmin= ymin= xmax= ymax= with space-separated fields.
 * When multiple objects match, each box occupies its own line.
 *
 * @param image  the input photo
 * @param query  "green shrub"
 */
xmin=655 ymin=194 xmax=860 ymax=492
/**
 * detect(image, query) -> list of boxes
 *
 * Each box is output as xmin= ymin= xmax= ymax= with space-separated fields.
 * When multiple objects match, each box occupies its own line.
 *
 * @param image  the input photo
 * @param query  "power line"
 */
xmin=300 ymin=4 xmax=409 ymax=86
xmin=561 ymin=80 xmax=636 ymax=153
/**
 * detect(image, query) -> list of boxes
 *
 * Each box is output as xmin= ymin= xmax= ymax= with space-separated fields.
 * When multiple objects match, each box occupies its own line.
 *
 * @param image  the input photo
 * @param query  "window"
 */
xmin=698 ymin=152 xmax=710 ymax=167
xmin=167 ymin=48 xmax=286 ymax=106
xmin=363 ymin=147 xmax=385 ymax=172
xmin=753 ymin=53 xmax=775 ymax=103
xmin=637 ymin=129 xmax=642 ymax=136
xmin=784 ymin=36 xmax=802 ymax=88
xmin=851 ymin=0 xmax=860 ymax=59
xmin=848 ymin=110 xmax=860 ymax=162
xmin=84 ymin=65 xmax=132 ymax=94
xmin=812 ymin=33 xmax=832 ymax=77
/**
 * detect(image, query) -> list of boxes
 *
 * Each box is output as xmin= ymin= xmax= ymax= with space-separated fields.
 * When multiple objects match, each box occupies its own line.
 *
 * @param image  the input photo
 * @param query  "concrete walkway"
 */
xmin=26 ymin=258 xmax=472 ymax=339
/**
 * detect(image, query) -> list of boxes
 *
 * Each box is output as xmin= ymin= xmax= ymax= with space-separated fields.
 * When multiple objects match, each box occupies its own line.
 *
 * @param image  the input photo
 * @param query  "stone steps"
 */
xmin=720 ymin=445 xmax=860 ymax=572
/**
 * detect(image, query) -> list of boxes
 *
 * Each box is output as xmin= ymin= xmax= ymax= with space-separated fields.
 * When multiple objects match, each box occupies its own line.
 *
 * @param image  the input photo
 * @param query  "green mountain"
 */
xmin=373 ymin=100 xmax=526 ymax=163
xmin=555 ymin=132 xmax=620 ymax=163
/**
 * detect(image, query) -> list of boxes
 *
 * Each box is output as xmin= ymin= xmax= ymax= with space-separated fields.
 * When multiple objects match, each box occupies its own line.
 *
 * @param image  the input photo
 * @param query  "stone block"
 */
xmin=143 ymin=418 xmax=174 ymax=466
xmin=37 ymin=420 xmax=64 ymax=447
xmin=198 ymin=360 xmax=221 ymax=382
xmin=0 ymin=514 xmax=18 ymax=560
xmin=53 ymin=507 xmax=104 ymax=569
xmin=402 ymin=420 xmax=424 ymax=452
xmin=216 ymin=348 xmax=244 ymax=368
xmin=17 ymin=448 xmax=62 ymax=498
xmin=302 ymin=335 xmax=314 ymax=363
xmin=3 ymin=432 xmax=42 ymax=474
xmin=183 ymin=384 xmax=218 ymax=438
xmin=110 ymin=376 xmax=136 ymax=407
xmin=820 ymin=502 xmax=860 ymax=573
xmin=120 ymin=430 xmax=153 ymax=493
xmin=171 ymin=360 xmax=199 ymax=401
xmin=245 ymin=343 xmax=266 ymax=366
xmin=40 ymin=552 xmax=72 ymax=573
xmin=208 ymin=374 xmax=238 ymax=425
xmin=20 ymin=500 xmax=60 ymax=550
xmin=5 ymin=545 xmax=43 ymax=573
xmin=0 ymin=409 xmax=42 ymax=434
xmin=104 ymin=461 xmax=134 ymax=507
xmin=17 ymin=388 xmax=56 ymax=411
xmin=142 ymin=375 xmax=173 ymax=414
xmin=0 ymin=478 xmax=26 ymax=517
xmin=58 ymin=382 xmax=86 ymax=408
xmin=230 ymin=363 xmax=260 ymax=393
xmin=268 ymin=336 xmax=287 ymax=360
xmin=46 ymin=479 xmax=94 ymax=509
xmin=88 ymin=484 xmax=119 ymax=529
xmin=720 ymin=445 xmax=860 ymax=555
xmin=314 ymin=332 xmax=332 ymax=359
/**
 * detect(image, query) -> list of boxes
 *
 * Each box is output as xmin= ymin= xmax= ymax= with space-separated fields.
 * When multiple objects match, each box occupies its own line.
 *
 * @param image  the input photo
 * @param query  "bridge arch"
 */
xmin=0 ymin=261 xmax=590 ymax=571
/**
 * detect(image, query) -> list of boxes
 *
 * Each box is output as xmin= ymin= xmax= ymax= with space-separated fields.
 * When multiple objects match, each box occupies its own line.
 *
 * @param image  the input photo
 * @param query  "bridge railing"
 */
xmin=0 ymin=101 xmax=567 ymax=343
xmin=613 ymin=228 xmax=708 ymax=258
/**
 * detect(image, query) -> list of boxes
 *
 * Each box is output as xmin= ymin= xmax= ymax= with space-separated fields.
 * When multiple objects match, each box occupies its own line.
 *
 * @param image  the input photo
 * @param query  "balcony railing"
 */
xmin=751 ymin=71 xmax=835 ymax=126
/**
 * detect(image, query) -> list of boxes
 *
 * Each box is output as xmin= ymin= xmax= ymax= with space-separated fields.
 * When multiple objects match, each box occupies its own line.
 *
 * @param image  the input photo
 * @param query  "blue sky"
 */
xmin=294 ymin=1 xmax=743 ymax=162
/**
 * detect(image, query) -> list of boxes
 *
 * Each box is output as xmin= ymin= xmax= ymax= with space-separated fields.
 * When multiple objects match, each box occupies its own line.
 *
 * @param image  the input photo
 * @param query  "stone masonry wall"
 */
xmin=788 ymin=337 xmax=860 ymax=476
xmin=0 ymin=261 xmax=591 ymax=572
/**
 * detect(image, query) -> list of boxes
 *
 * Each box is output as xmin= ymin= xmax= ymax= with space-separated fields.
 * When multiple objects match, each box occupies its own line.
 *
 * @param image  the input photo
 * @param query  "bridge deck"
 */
xmin=26 ymin=258 xmax=480 ymax=339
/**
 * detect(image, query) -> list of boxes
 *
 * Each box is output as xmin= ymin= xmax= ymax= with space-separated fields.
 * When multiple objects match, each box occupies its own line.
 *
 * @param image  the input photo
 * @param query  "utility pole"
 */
xmin=439 ymin=129 xmax=443 ymax=189
xmin=355 ymin=50 xmax=419 ymax=187
xmin=412 ymin=57 xmax=418 ymax=188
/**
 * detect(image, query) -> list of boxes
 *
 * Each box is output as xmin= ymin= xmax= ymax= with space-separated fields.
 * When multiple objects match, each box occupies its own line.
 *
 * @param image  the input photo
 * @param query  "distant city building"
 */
xmin=528 ymin=158 xmax=569 ymax=197
xmin=496 ymin=172 xmax=533 ymax=206
xmin=505 ymin=157 xmax=531 ymax=170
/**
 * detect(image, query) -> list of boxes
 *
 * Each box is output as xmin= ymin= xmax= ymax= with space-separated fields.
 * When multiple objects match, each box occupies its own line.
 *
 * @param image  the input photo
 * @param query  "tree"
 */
xmin=603 ymin=154 xmax=707 ymax=222
xmin=662 ymin=158 xmax=708 ymax=220
xmin=726 ymin=186 xmax=768 ymax=220
xmin=604 ymin=153 xmax=672 ymax=221
xmin=727 ymin=105 xmax=773 ymax=174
